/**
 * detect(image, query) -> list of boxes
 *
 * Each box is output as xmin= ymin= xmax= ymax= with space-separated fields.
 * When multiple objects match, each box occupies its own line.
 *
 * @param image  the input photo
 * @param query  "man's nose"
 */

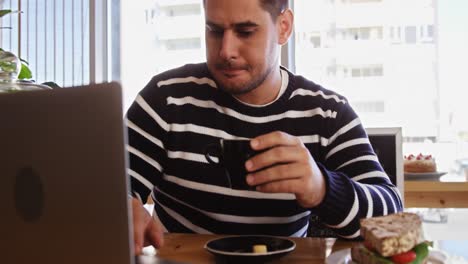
xmin=219 ymin=31 xmax=239 ymax=61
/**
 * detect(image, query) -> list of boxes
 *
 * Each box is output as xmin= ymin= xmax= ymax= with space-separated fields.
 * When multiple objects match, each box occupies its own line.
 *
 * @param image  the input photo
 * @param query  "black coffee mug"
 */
xmin=204 ymin=139 xmax=261 ymax=190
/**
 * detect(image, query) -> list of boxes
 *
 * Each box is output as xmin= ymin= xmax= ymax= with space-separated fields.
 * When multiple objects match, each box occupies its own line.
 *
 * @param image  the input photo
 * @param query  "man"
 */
xmin=127 ymin=0 xmax=403 ymax=255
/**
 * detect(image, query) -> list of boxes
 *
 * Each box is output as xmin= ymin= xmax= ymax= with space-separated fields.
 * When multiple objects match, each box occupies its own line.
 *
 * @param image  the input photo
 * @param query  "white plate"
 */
xmin=405 ymin=171 xmax=447 ymax=181
xmin=326 ymin=248 xmax=352 ymax=264
xmin=326 ymin=248 xmax=447 ymax=264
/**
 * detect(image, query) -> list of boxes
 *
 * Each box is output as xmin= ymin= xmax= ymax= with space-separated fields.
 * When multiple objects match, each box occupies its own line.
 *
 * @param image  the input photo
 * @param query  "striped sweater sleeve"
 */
xmin=314 ymin=99 xmax=403 ymax=239
xmin=125 ymin=76 xmax=168 ymax=203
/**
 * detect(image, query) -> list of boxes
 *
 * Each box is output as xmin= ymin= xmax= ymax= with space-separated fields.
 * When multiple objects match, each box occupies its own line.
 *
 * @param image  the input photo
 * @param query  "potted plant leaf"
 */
xmin=0 ymin=9 xmax=59 ymax=92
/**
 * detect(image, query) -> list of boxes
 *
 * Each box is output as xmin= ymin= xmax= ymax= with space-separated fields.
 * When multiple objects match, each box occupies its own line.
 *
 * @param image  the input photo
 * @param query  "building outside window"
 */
xmin=294 ymin=0 xmax=468 ymax=174
xmin=120 ymin=0 xmax=205 ymax=109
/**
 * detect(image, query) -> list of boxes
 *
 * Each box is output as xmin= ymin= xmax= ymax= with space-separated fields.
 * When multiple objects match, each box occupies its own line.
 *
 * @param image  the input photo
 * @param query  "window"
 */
xmin=405 ymin=26 xmax=417 ymax=44
xmin=346 ymin=65 xmax=384 ymax=78
xmin=163 ymin=37 xmax=201 ymax=50
xmin=0 ymin=0 xmax=118 ymax=87
xmin=337 ymin=27 xmax=383 ymax=41
xmin=350 ymin=0 xmax=382 ymax=3
xmin=420 ymin=24 xmax=435 ymax=43
xmin=159 ymin=3 xmax=200 ymax=17
xmin=294 ymin=0 xmax=468 ymax=173
xmin=120 ymin=0 xmax=205 ymax=109
xmin=354 ymin=101 xmax=385 ymax=113
xmin=427 ymin=25 xmax=434 ymax=38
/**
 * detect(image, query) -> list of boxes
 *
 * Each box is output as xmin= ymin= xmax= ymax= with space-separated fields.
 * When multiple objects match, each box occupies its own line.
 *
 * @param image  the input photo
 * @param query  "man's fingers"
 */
xmin=246 ymin=162 xmax=304 ymax=186
xmin=255 ymin=178 xmax=300 ymax=194
xmin=144 ymin=216 xmax=165 ymax=248
xmin=246 ymin=145 xmax=303 ymax=172
xmin=132 ymin=198 xmax=148 ymax=255
xmin=250 ymin=131 xmax=301 ymax=151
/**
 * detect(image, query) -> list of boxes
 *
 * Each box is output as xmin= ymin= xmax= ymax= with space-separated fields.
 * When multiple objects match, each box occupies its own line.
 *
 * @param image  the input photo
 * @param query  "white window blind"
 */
xmin=0 ymin=0 xmax=118 ymax=87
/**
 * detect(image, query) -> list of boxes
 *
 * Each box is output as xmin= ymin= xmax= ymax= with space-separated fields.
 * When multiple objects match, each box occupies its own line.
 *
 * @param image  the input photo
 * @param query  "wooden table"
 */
xmin=136 ymin=233 xmax=468 ymax=264
xmin=404 ymin=181 xmax=468 ymax=208
xmin=138 ymin=233 xmax=356 ymax=264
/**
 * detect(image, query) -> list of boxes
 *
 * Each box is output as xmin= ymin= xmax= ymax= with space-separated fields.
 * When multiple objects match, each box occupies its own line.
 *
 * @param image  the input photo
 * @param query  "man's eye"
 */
xmin=238 ymin=31 xmax=254 ymax=38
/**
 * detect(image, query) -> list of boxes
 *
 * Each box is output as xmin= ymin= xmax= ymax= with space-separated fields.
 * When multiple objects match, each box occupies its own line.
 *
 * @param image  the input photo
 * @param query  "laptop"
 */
xmin=0 ymin=83 xmax=136 ymax=264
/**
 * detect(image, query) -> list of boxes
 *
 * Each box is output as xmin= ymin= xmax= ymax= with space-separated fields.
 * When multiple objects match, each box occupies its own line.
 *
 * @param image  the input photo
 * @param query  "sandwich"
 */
xmin=351 ymin=212 xmax=431 ymax=264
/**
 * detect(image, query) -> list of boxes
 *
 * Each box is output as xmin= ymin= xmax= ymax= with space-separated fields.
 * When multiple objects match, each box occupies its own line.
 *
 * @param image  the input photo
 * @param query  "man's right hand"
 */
xmin=131 ymin=197 xmax=164 ymax=255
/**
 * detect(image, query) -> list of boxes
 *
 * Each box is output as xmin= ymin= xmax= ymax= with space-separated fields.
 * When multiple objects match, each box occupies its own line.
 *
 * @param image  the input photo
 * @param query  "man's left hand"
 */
xmin=245 ymin=131 xmax=326 ymax=208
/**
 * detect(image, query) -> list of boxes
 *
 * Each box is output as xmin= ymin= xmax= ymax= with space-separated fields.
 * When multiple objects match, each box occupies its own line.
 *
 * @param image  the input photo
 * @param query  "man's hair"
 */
xmin=259 ymin=0 xmax=289 ymax=21
xmin=203 ymin=0 xmax=289 ymax=21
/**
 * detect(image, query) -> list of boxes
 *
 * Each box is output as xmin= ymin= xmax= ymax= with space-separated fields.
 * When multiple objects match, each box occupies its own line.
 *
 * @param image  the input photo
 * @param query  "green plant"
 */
xmin=0 ymin=9 xmax=58 ymax=88
xmin=0 ymin=9 xmax=17 ymax=27
xmin=0 ymin=9 xmax=33 ymax=80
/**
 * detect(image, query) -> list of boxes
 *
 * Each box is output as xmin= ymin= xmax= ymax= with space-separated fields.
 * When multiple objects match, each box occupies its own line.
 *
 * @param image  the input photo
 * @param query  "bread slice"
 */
xmin=359 ymin=212 xmax=423 ymax=257
xmin=351 ymin=245 xmax=392 ymax=264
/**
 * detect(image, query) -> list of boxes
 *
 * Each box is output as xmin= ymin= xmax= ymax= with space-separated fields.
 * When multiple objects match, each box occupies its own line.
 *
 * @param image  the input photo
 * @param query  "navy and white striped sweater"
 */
xmin=126 ymin=63 xmax=403 ymax=239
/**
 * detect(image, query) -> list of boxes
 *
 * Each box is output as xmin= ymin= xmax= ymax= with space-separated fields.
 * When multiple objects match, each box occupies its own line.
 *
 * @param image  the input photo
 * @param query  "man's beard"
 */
xmin=212 ymin=61 xmax=275 ymax=96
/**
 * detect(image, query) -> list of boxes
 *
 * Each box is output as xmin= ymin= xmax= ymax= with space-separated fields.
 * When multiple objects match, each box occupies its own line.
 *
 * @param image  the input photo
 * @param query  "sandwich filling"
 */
xmin=352 ymin=241 xmax=431 ymax=264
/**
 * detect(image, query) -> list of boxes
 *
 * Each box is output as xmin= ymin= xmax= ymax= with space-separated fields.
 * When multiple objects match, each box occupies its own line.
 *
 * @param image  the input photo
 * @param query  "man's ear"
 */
xmin=277 ymin=9 xmax=294 ymax=45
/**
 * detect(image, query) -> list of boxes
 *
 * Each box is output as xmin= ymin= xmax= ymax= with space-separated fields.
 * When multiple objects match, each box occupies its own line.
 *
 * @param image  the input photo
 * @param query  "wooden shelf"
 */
xmin=404 ymin=181 xmax=468 ymax=208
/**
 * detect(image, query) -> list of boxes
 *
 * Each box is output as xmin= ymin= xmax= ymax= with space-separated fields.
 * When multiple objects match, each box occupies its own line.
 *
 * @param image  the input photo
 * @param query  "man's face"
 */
xmin=204 ymin=0 xmax=280 ymax=95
